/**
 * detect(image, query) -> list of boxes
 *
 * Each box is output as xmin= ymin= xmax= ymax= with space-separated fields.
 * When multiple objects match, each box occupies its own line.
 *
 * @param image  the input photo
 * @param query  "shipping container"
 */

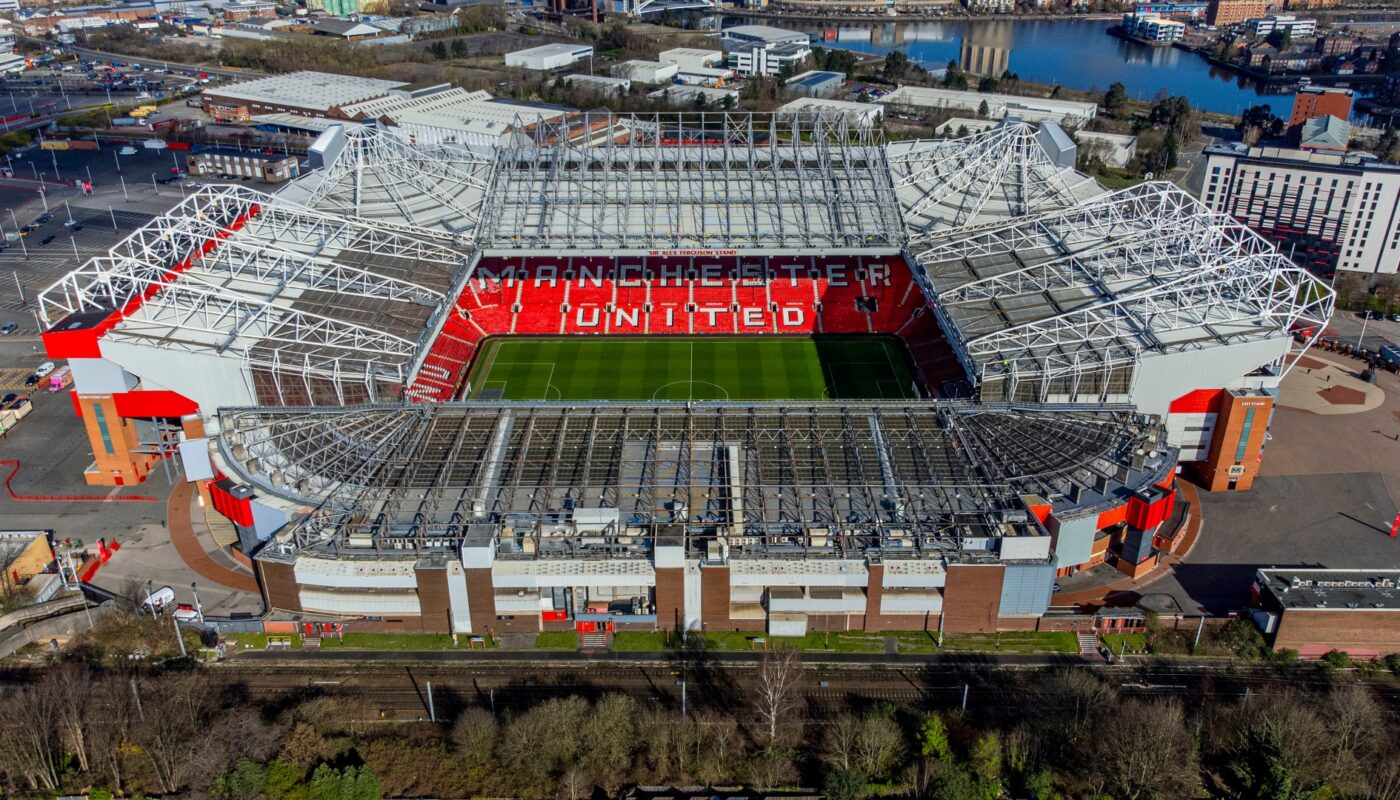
xmin=142 ymin=139 xmax=167 ymax=150
xmin=68 ymin=140 xmax=97 ymax=150
xmin=167 ymin=141 xmax=190 ymax=151
xmin=111 ymin=117 xmax=138 ymax=126
xmin=40 ymin=140 xmax=70 ymax=151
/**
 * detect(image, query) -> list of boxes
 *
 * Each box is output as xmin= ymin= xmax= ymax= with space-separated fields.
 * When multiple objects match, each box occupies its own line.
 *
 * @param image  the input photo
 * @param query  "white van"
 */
xmin=142 ymin=585 xmax=176 ymax=612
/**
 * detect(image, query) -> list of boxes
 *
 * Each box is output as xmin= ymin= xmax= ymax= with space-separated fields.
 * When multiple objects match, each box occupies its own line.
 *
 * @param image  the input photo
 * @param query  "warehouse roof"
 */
xmin=1257 ymin=569 xmax=1400 ymax=611
xmin=203 ymin=71 xmax=406 ymax=112
xmin=720 ymin=24 xmax=808 ymax=43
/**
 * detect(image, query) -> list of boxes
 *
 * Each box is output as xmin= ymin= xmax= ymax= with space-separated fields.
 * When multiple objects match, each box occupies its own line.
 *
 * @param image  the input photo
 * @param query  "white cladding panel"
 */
xmin=294 ymin=557 xmax=418 ymax=589
xmin=999 ymin=535 xmax=1052 ymax=561
xmin=68 ymin=357 xmax=137 ymax=394
xmin=299 ymin=589 xmax=421 ymax=615
xmin=447 ymin=562 xmax=471 ymax=633
xmin=100 ymin=339 xmax=255 ymax=415
xmin=1131 ymin=337 xmax=1288 ymax=417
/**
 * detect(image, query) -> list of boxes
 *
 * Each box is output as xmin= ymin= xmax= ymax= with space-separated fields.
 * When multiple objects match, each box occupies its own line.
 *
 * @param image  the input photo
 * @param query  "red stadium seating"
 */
xmin=408 ymin=254 xmax=954 ymax=402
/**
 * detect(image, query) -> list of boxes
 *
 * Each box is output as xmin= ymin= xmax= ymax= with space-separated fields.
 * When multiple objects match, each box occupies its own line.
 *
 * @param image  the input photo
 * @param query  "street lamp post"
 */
xmin=108 ymin=205 xmax=117 ymax=231
xmin=7 ymin=209 xmax=27 ymax=260
xmin=191 ymin=582 xmax=204 ymax=625
xmin=120 ymin=174 xmax=128 ymax=201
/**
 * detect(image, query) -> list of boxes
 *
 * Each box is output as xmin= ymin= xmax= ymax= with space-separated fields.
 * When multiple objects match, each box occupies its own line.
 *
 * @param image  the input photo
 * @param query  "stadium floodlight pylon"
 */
xmin=911 ymin=181 xmax=1336 ymax=401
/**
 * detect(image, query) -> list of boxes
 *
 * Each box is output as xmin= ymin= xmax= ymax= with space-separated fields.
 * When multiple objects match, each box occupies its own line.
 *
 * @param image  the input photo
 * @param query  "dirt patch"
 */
xmin=1296 ymin=355 xmax=1328 ymax=370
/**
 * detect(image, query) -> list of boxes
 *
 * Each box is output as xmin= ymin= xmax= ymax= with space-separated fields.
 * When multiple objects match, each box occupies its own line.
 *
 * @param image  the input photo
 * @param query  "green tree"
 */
xmin=216 ymin=759 xmax=267 ymax=800
xmin=824 ymin=768 xmax=867 ymax=800
xmin=450 ymin=38 xmax=468 ymax=58
xmin=918 ymin=713 xmax=951 ymax=760
xmin=977 ymin=99 xmax=989 ymax=118
xmin=1103 ymin=81 xmax=1127 ymax=115
xmin=264 ymin=760 xmax=307 ymax=800
xmin=970 ymin=733 xmax=1002 ymax=782
xmin=1265 ymin=29 xmax=1292 ymax=50
xmin=883 ymin=50 xmax=910 ymax=80
xmin=978 ymin=76 xmax=999 ymax=93
xmin=308 ymin=764 xmax=342 ymax=800
xmin=428 ymin=41 xmax=448 ymax=59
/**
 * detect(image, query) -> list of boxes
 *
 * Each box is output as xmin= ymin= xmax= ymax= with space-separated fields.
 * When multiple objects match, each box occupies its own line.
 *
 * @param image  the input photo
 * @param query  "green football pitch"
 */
xmin=464 ymin=336 xmax=921 ymax=402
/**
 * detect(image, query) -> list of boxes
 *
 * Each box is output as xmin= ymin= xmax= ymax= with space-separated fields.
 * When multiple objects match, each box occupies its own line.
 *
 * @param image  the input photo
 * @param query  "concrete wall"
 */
xmin=1132 ymin=336 xmax=1288 ymax=418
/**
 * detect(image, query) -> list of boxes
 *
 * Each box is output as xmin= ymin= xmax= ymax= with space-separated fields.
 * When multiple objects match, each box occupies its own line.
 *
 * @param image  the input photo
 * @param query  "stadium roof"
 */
xmin=39 ymin=186 xmax=471 ymax=405
xmin=276 ymin=124 xmax=495 ymax=243
xmin=476 ymin=112 xmax=905 ymax=252
xmin=887 ymin=121 xmax=1103 ymax=240
xmin=218 ymin=402 xmax=1175 ymax=559
xmin=910 ymin=181 xmax=1334 ymax=398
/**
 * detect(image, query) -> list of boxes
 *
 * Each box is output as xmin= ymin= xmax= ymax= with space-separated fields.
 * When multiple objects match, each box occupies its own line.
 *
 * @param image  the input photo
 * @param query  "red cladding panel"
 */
xmin=1127 ymin=489 xmax=1176 ymax=530
xmin=1096 ymin=504 xmax=1128 ymax=531
xmin=70 ymin=390 xmax=82 ymax=419
xmin=1168 ymin=389 xmax=1224 ymax=415
xmin=43 ymin=326 xmax=105 ymax=359
xmin=210 ymin=479 xmax=254 ymax=527
xmin=113 ymin=390 xmax=198 ymax=419
xmin=542 ymin=610 xmax=567 ymax=622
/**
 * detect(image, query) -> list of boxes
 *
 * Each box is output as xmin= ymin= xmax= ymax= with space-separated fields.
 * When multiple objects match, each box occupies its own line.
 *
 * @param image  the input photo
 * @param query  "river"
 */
xmin=742 ymin=17 xmax=1303 ymax=116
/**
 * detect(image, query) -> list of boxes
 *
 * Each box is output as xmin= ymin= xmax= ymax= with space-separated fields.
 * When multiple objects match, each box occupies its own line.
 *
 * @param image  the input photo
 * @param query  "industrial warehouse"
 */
xmin=36 ymin=112 xmax=1333 ymax=636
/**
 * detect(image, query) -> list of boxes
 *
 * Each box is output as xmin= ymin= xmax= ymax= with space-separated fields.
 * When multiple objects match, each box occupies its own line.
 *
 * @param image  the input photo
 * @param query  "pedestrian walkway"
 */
xmin=1050 ymin=482 xmax=1204 ymax=608
xmin=166 ymin=481 xmax=259 ymax=593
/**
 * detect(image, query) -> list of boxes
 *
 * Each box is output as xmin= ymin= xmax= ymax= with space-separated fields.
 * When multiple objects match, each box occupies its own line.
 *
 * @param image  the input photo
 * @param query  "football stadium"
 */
xmin=38 ymin=113 xmax=1334 ymax=635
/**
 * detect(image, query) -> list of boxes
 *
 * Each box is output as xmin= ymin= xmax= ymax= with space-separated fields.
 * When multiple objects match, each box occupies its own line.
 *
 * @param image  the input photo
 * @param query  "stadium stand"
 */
xmin=427 ymin=254 xmax=940 ymax=395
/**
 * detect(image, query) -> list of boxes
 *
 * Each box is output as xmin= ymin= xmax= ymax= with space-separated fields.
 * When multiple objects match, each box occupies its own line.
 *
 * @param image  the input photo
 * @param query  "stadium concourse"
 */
xmin=37 ymin=114 xmax=1333 ymax=637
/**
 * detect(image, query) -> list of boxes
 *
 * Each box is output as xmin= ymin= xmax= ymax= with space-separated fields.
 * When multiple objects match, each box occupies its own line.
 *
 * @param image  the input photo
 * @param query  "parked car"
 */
xmin=38 ymin=234 xmax=54 ymax=246
xmin=34 ymin=361 xmax=55 ymax=378
xmin=69 ymin=224 xmax=82 ymax=232
xmin=23 ymin=374 xmax=39 ymax=387
xmin=63 ymin=218 xmax=78 ymax=227
xmin=119 ymin=146 xmax=137 ymax=155
xmin=1 ymin=393 xmax=14 ymax=405
xmin=0 ymin=323 xmax=15 ymax=335
xmin=35 ymin=213 xmax=51 ymax=224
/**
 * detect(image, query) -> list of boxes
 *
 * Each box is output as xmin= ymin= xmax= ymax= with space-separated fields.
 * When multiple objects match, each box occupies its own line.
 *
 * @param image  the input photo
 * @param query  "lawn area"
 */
xmin=938 ymin=632 xmax=1078 ymax=654
xmin=611 ymin=632 xmax=671 ymax=652
xmin=535 ymin=631 xmax=578 ymax=650
xmin=319 ymin=633 xmax=463 ymax=650
xmin=466 ymin=335 xmax=919 ymax=402
xmin=1102 ymin=633 xmax=1148 ymax=655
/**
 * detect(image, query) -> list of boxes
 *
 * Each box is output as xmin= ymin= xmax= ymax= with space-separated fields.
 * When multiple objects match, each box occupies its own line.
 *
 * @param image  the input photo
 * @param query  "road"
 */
xmin=30 ymin=38 xmax=264 ymax=81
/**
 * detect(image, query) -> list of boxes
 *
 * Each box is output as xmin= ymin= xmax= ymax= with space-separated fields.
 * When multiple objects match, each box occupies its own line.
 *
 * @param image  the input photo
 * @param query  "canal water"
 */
xmin=741 ymin=17 xmax=1303 ymax=116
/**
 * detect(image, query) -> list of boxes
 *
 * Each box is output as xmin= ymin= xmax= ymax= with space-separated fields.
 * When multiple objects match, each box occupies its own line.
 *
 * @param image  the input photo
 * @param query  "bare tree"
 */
xmin=0 ymin=684 xmax=61 ymax=792
xmin=132 ymin=673 xmax=231 ymax=794
xmin=822 ymin=713 xmax=860 ymax=772
xmin=752 ymin=647 xmax=803 ymax=749
xmin=48 ymin=664 xmax=95 ymax=774
xmin=1092 ymin=698 xmax=1200 ymax=800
